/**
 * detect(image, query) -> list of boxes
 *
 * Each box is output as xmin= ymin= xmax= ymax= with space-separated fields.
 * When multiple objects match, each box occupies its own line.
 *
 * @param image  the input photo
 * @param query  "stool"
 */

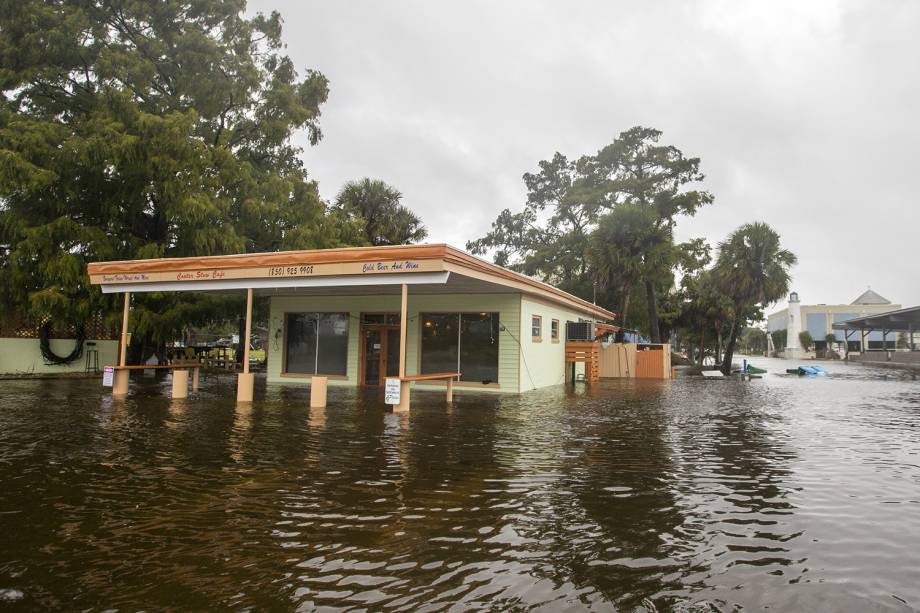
xmin=84 ymin=342 xmax=99 ymax=374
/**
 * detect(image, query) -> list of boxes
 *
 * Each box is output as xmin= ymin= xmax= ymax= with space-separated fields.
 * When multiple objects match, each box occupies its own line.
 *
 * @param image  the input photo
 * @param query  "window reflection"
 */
xmin=420 ymin=312 xmax=499 ymax=384
xmin=285 ymin=313 xmax=349 ymax=376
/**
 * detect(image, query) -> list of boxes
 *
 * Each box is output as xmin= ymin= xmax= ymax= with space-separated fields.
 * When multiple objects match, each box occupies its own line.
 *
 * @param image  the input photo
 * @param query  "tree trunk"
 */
xmin=645 ymin=279 xmax=660 ymax=343
xmin=620 ymin=286 xmax=632 ymax=330
xmin=720 ymin=318 xmax=743 ymax=375
xmin=716 ymin=327 xmax=723 ymax=365
xmin=698 ymin=329 xmax=705 ymax=367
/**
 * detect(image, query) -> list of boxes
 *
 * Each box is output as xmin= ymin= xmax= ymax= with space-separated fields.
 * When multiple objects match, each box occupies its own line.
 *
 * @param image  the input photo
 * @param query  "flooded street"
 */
xmin=1 ymin=359 xmax=919 ymax=611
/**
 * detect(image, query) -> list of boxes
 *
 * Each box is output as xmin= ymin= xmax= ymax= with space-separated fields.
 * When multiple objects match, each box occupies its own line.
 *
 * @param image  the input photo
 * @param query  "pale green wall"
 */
xmin=519 ymin=296 xmax=590 ymax=392
xmin=267 ymin=293 xmax=521 ymax=392
xmin=0 ymin=338 xmax=118 ymax=376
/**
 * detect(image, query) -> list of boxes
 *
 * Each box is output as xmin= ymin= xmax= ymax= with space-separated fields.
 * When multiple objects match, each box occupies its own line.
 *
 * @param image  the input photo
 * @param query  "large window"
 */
xmin=285 ymin=313 xmax=349 ymax=376
xmin=420 ymin=312 xmax=500 ymax=384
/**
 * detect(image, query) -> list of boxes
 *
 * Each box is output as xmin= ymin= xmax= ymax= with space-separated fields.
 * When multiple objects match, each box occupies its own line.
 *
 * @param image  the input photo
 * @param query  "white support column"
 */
xmin=399 ymin=283 xmax=407 ymax=378
xmin=236 ymin=288 xmax=254 ymax=402
xmin=395 ymin=283 xmax=410 ymax=411
xmin=119 ymin=292 xmax=130 ymax=367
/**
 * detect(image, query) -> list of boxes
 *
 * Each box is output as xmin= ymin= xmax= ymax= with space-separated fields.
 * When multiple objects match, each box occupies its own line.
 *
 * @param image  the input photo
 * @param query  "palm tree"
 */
xmin=714 ymin=222 xmax=797 ymax=375
xmin=333 ymin=179 xmax=427 ymax=246
xmin=589 ymin=202 xmax=670 ymax=329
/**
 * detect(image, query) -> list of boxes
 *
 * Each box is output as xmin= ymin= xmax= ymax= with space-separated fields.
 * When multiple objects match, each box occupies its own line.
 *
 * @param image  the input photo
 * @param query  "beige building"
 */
xmin=767 ymin=289 xmax=900 ymax=355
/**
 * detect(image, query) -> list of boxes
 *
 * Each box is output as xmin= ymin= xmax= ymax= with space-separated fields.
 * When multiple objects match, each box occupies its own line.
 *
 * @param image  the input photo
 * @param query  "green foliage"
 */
xmin=825 ymin=333 xmax=837 ymax=346
xmin=333 ymin=178 xmax=427 ymax=246
xmin=468 ymin=127 xmax=712 ymax=336
xmin=714 ymin=222 xmax=797 ymax=373
xmin=589 ymin=203 xmax=670 ymax=328
xmin=740 ymin=327 xmax=768 ymax=354
xmin=672 ymin=267 xmax=733 ymax=364
xmin=771 ymin=329 xmax=787 ymax=351
xmin=0 ymin=0 xmax=350 ymax=339
xmin=467 ymin=152 xmax=596 ymax=296
xmin=799 ymin=330 xmax=814 ymax=351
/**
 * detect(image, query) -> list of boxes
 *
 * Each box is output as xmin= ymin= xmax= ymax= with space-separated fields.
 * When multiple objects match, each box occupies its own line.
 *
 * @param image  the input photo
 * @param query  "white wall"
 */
xmin=0 ymin=338 xmax=118 ymax=376
xmin=518 ymin=296 xmax=589 ymax=392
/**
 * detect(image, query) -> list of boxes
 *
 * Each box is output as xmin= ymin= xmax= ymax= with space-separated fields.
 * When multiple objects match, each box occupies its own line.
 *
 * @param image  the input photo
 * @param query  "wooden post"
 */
xmin=192 ymin=366 xmax=200 ymax=392
xmin=236 ymin=288 xmax=254 ymax=402
xmin=113 ymin=292 xmax=131 ymax=397
xmin=446 ymin=377 xmax=453 ymax=403
xmin=394 ymin=283 xmax=410 ymax=411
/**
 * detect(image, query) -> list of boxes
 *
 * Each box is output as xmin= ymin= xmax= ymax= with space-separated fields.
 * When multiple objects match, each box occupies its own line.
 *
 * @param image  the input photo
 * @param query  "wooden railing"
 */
xmin=565 ymin=341 xmax=600 ymax=383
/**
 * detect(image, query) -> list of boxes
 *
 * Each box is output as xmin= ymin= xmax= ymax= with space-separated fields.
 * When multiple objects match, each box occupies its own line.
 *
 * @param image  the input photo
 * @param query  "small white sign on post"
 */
xmin=102 ymin=366 xmax=115 ymax=387
xmin=384 ymin=377 xmax=401 ymax=405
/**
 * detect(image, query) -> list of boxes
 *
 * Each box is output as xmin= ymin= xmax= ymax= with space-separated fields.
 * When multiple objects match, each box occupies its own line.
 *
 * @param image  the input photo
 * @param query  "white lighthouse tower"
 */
xmin=784 ymin=291 xmax=802 ymax=359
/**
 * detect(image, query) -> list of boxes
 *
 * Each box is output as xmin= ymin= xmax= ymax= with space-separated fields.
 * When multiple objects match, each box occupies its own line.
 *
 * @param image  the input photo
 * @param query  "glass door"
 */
xmin=363 ymin=329 xmax=382 ymax=385
xmin=361 ymin=313 xmax=401 ymax=387
xmin=386 ymin=328 xmax=401 ymax=379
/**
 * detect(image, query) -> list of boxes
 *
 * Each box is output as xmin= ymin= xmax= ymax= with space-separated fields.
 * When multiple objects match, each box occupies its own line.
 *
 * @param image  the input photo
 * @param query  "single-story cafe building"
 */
xmin=88 ymin=244 xmax=614 ymax=406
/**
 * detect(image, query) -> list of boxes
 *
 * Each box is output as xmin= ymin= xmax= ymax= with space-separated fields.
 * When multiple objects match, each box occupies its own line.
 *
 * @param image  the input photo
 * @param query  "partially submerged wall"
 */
xmin=267 ymin=293 xmax=521 ymax=392
xmin=0 ymin=338 xmax=118 ymax=376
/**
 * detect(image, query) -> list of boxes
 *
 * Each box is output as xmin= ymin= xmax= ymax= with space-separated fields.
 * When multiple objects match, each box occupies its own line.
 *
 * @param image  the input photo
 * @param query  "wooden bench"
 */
xmin=110 ymin=364 xmax=201 ymax=398
xmin=392 ymin=372 xmax=461 ymax=409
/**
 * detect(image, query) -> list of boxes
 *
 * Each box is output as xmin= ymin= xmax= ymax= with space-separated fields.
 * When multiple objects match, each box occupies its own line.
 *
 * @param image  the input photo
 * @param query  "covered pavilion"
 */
xmin=832 ymin=305 xmax=920 ymax=362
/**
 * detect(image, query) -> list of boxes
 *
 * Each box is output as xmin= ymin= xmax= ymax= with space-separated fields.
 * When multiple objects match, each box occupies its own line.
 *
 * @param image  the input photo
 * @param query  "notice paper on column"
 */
xmin=384 ymin=378 xmax=401 ymax=405
xmin=102 ymin=366 xmax=114 ymax=387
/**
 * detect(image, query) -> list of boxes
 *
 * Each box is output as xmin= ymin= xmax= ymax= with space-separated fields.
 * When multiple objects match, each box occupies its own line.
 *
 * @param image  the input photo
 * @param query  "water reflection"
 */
xmin=0 ymin=360 xmax=919 ymax=611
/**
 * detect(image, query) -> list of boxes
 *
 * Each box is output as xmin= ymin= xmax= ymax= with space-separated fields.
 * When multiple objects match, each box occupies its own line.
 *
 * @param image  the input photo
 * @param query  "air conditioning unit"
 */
xmin=565 ymin=321 xmax=594 ymax=342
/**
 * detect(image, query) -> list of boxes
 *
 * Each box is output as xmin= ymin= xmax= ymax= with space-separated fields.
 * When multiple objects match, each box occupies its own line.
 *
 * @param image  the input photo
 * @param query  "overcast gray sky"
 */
xmin=251 ymin=0 xmax=920 ymax=312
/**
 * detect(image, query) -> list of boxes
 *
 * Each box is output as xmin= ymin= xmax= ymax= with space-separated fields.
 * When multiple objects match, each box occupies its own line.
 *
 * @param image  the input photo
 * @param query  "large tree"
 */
xmin=0 ymin=0 xmax=346 ymax=337
xmin=589 ymin=203 xmax=670 ymax=329
xmin=467 ymin=152 xmax=598 ymax=297
xmin=333 ymin=178 xmax=427 ymax=246
xmin=468 ymin=128 xmax=711 ymax=337
xmin=714 ymin=222 xmax=796 ymax=374
xmin=588 ymin=126 xmax=713 ymax=341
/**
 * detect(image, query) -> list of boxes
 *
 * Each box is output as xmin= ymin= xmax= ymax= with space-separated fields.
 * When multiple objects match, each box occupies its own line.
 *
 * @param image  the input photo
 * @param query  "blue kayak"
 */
xmin=786 ymin=366 xmax=828 ymax=376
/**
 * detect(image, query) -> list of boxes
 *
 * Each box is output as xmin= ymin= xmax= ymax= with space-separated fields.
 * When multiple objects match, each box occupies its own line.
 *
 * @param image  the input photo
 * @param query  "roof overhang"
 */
xmin=98 ymin=271 xmax=451 ymax=294
xmin=87 ymin=244 xmax=615 ymax=321
xmin=832 ymin=305 xmax=920 ymax=331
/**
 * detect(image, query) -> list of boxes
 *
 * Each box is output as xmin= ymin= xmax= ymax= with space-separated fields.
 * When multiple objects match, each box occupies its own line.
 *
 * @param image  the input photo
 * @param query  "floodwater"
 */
xmin=1 ymin=359 xmax=919 ymax=611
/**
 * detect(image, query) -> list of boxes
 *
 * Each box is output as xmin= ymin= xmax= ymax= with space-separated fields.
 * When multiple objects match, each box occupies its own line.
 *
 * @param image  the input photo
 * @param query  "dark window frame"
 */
xmin=419 ymin=311 xmax=500 ymax=385
xmin=282 ymin=311 xmax=350 ymax=377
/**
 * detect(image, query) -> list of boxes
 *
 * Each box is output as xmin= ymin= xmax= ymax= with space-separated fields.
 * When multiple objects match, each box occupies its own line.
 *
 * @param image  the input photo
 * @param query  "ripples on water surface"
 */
xmin=1 ymin=359 xmax=919 ymax=611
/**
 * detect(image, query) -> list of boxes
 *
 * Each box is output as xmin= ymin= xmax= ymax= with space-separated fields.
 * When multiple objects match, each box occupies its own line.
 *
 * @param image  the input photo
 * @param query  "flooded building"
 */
xmin=87 ymin=244 xmax=615 ymax=402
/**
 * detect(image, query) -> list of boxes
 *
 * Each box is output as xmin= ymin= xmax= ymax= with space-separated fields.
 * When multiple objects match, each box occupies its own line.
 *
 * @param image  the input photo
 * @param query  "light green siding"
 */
xmin=0 ymin=338 xmax=118 ymax=376
xmin=267 ymin=293 xmax=521 ymax=392
xmin=519 ymin=296 xmax=590 ymax=392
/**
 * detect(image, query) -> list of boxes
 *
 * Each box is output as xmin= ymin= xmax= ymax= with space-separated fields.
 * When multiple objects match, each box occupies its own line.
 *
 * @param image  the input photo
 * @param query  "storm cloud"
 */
xmin=250 ymin=0 xmax=920 ymax=310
